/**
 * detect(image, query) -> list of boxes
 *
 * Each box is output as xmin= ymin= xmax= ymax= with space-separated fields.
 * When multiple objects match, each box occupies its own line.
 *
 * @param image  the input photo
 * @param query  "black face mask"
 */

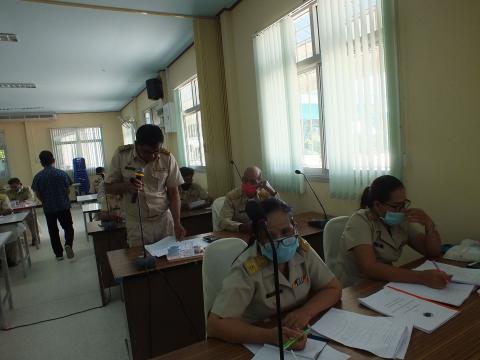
xmin=181 ymin=183 xmax=192 ymax=191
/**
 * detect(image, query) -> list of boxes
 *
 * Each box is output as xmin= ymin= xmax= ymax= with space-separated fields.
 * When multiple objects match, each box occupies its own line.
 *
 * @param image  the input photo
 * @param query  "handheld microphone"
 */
xmin=230 ymin=160 xmax=242 ymax=181
xmin=131 ymin=168 xmax=144 ymax=204
xmin=245 ymin=202 xmax=284 ymax=360
xmin=295 ymin=169 xmax=329 ymax=229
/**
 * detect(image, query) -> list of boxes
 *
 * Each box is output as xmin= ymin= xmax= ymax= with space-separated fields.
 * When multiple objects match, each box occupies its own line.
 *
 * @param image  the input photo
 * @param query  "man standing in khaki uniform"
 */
xmin=6 ymin=177 xmax=40 ymax=246
xmin=219 ymin=166 xmax=278 ymax=233
xmin=105 ymin=124 xmax=185 ymax=247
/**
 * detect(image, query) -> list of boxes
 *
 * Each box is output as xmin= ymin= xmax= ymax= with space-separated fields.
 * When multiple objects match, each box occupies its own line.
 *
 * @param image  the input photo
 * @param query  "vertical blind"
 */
xmin=0 ymin=130 xmax=9 ymax=178
xmin=317 ymin=0 xmax=400 ymax=199
xmin=50 ymin=127 xmax=105 ymax=175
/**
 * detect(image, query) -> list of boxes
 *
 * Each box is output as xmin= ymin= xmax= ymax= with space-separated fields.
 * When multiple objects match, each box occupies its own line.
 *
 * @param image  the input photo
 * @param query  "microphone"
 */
xmin=295 ymin=169 xmax=329 ymax=229
xmin=134 ymin=176 xmax=156 ymax=271
xmin=131 ymin=168 xmax=144 ymax=204
xmin=245 ymin=202 xmax=284 ymax=360
xmin=230 ymin=160 xmax=242 ymax=181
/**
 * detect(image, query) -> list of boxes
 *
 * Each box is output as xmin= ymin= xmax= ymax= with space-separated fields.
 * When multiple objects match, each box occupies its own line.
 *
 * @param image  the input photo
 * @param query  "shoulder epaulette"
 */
xmin=159 ymin=148 xmax=171 ymax=156
xmin=119 ymin=144 xmax=134 ymax=152
xmin=243 ymin=255 xmax=268 ymax=276
xmin=299 ymin=237 xmax=310 ymax=252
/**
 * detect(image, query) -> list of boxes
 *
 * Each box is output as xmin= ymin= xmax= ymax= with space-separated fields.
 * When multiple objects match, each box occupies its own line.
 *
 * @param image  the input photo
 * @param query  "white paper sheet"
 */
xmin=415 ymin=260 xmax=480 ymax=286
xmin=246 ymin=339 xmax=345 ymax=360
xmin=386 ymin=280 xmax=474 ymax=307
xmin=318 ymin=345 xmax=350 ymax=360
xmin=144 ymin=236 xmax=208 ymax=258
xmin=311 ymin=308 xmax=410 ymax=359
xmin=359 ymin=287 xmax=459 ymax=333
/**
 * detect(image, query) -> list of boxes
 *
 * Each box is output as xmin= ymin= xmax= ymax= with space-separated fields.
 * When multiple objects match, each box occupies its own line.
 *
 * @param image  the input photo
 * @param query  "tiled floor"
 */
xmin=0 ymin=204 xmax=129 ymax=360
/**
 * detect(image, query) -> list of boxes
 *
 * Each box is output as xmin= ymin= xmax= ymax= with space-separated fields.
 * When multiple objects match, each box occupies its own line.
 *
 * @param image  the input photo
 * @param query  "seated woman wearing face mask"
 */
xmin=333 ymin=175 xmax=450 ymax=289
xmin=207 ymin=198 xmax=341 ymax=349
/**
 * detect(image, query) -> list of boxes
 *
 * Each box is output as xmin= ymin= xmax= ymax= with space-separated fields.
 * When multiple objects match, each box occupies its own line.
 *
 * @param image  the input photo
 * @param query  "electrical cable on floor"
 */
xmin=2 ymin=304 xmax=104 ymax=331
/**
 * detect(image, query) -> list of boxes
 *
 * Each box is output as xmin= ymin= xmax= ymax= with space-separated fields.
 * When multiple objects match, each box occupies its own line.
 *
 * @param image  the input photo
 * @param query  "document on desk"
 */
xmin=359 ymin=287 xmax=459 ymax=333
xmin=386 ymin=280 xmax=474 ymax=307
xmin=247 ymin=339 xmax=350 ymax=360
xmin=189 ymin=200 xmax=207 ymax=209
xmin=144 ymin=236 xmax=209 ymax=258
xmin=414 ymin=260 xmax=480 ymax=286
xmin=311 ymin=308 xmax=412 ymax=359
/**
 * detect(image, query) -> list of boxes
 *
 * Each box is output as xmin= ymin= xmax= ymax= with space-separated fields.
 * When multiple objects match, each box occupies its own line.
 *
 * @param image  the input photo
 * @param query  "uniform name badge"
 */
xmin=292 ymin=274 xmax=309 ymax=288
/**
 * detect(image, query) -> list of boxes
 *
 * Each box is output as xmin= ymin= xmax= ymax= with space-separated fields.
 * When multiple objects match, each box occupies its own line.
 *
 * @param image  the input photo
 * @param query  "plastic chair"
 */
xmin=323 ymin=216 xmax=349 ymax=277
xmin=202 ymin=237 xmax=247 ymax=328
xmin=211 ymin=196 xmax=225 ymax=232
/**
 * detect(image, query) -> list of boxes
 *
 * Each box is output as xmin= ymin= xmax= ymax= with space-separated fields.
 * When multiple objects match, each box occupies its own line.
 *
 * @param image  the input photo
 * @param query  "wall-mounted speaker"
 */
xmin=146 ymin=78 xmax=163 ymax=100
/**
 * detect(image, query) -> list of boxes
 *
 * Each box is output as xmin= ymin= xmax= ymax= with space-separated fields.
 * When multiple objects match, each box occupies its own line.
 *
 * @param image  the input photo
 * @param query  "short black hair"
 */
xmin=39 ymin=150 xmax=54 ymax=167
xmin=248 ymin=198 xmax=293 ymax=239
xmin=180 ymin=167 xmax=194 ymax=177
xmin=8 ymin=177 xmax=21 ymax=185
xmin=135 ymin=124 xmax=164 ymax=147
xmin=360 ymin=175 xmax=404 ymax=209
xmin=95 ymin=167 xmax=105 ymax=174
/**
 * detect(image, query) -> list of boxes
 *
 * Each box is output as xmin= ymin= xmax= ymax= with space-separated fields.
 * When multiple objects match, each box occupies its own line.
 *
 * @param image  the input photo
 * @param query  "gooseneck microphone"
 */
xmin=230 ymin=160 xmax=242 ymax=181
xmin=295 ymin=169 xmax=329 ymax=229
xmin=133 ymin=169 xmax=155 ymax=270
xmin=131 ymin=168 xmax=145 ymax=204
xmin=246 ymin=202 xmax=284 ymax=360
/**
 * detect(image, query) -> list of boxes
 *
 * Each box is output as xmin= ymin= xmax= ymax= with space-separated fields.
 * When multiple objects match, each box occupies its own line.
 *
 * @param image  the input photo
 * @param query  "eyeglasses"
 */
xmin=382 ymin=199 xmax=411 ymax=212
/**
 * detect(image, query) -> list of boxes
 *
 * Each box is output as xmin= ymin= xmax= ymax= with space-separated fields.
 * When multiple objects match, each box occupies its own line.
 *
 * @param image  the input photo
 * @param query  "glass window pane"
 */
xmin=298 ymin=69 xmax=323 ymax=168
xmin=293 ymin=9 xmax=313 ymax=62
xmin=180 ymin=82 xmax=194 ymax=111
xmin=183 ymin=111 xmax=205 ymax=167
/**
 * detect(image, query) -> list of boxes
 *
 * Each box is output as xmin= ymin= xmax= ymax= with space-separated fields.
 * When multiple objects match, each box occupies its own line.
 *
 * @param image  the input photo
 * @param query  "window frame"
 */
xmin=0 ymin=130 xmax=10 ymax=179
xmin=178 ymin=76 xmax=206 ymax=170
xmin=293 ymin=2 xmax=329 ymax=180
xmin=50 ymin=127 xmax=106 ymax=176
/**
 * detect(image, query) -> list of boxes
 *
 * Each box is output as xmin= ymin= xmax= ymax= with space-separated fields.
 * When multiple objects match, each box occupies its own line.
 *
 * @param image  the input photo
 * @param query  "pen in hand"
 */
xmin=283 ymin=326 xmax=311 ymax=350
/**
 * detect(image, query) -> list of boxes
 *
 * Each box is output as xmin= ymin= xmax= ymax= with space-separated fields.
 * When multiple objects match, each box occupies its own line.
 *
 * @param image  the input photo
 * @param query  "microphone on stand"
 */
xmin=133 ymin=169 xmax=155 ymax=271
xmin=230 ymin=160 xmax=242 ymax=181
xmin=295 ymin=169 xmax=329 ymax=229
xmin=246 ymin=201 xmax=284 ymax=360
xmin=131 ymin=168 xmax=144 ymax=203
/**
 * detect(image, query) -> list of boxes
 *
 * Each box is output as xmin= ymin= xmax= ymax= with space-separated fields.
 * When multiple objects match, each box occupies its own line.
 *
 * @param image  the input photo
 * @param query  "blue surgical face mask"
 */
xmin=260 ymin=235 xmax=299 ymax=263
xmin=383 ymin=211 xmax=405 ymax=226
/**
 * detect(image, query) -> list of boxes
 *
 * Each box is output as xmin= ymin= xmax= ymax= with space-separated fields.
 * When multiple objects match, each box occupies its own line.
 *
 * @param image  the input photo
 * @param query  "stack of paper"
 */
xmin=245 ymin=339 xmax=350 ymax=360
xmin=359 ymin=287 xmax=459 ymax=333
xmin=144 ymin=236 xmax=209 ymax=259
xmin=414 ymin=260 xmax=480 ymax=286
xmin=386 ymin=281 xmax=474 ymax=307
xmin=311 ymin=308 xmax=413 ymax=359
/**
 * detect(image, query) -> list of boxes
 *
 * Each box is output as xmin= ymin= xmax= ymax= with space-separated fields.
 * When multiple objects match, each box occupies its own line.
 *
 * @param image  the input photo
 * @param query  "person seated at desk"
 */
xmin=6 ymin=177 xmax=40 ymax=246
xmin=208 ymin=198 xmax=342 ymax=349
xmin=219 ymin=166 xmax=278 ymax=233
xmin=0 ymin=193 xmax=18 ymax=266
xmin=333 ymin=175 xmax=449 ymax=289
xmin=92 ymin=167 xmax=105 ymax=193
xmin=179 ymin=166 xmax=212 ymax=210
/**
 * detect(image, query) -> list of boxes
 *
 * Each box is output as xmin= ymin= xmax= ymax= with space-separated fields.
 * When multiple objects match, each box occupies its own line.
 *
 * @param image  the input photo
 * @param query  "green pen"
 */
xmin=283 ymin=326 xmax=311 ymax=350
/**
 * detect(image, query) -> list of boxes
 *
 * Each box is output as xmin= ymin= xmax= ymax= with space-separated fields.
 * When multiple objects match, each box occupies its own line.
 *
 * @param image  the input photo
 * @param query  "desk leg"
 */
xmin=0 ymin=245 xmax=13 ymax=312
xmin=32 ymin=207 xmax=40 ymax=249
xmin=83 ymin=213 xmax=89 ymax=242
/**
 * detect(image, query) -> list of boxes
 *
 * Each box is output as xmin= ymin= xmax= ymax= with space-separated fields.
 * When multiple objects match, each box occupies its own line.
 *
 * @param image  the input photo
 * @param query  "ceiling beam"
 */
xmin=22 ymin=0 xmax=215 ymax=20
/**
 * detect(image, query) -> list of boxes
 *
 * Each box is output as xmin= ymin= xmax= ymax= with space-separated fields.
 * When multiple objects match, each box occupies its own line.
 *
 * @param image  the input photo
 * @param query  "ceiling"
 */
xmin=0 ymin=0 xmax=237 ymax=114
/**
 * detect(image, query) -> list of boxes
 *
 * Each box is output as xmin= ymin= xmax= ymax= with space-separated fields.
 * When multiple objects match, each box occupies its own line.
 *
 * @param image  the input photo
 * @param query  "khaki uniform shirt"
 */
xmin=219 ymin=188 xmax=276 ymax=232
xmin=333 ymin=209 xmax=421 ymax=287
xmin=92 ymin=176 xmax=103 ymax=193
xmin=6 ymin=186 xmax=34 ymax=202
xmin=0 ymin=194 xmax=12 ymax=212
xmin=211 ymin=238 xmax=335 ymax=323
xmin=179 ymin=183 xmax=208 ymax=206
xmin=105 ymin=144 xmax=184 ymax=222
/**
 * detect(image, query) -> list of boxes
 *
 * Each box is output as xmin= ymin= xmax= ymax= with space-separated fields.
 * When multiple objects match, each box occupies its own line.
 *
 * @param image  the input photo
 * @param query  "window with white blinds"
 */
xmin=0 ymin=130 xmax=9 ymax=178
xmin=50 ymin=127 xmax=105 ymax=175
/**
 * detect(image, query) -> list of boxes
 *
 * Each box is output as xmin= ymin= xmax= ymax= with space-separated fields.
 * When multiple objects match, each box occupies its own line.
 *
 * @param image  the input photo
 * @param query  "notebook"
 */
xmin=414 ymin=260 xmax=480 ymax=286
xmin=359 ymin=287 xmax=459 ymax=333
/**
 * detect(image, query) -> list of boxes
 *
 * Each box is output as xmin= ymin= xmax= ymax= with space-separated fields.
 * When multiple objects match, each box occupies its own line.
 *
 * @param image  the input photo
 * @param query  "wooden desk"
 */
xmin=82 ymin=202 xmax=101 ymax=241
xmin=87 ymin=221 xmax=127 ymax=306
xmin=293 ymin=211 xmax=325 ymax=258
xmin=0 ymin=231 xmax=13 ymax=329
xmin=12 ymin=201 xmax=40 ymax=248
xmin=107 ymin=212 xmax=324 ymax=360
xmin=153 ymin=259 xmax=480 ymax=360
xmin=181 ymin=208 xmax=213 ymax=236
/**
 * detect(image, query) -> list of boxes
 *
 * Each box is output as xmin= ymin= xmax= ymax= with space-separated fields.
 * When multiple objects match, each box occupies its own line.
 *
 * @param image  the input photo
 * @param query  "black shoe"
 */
xmin=56 ymin=256 xmax=64 ymax=261
xmin=65 ymin=245 xmax=74 ymax=259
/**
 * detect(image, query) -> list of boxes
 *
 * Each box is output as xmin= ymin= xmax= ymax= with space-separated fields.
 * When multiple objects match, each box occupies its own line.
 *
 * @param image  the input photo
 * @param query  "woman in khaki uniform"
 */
xmin=208 ymin=198 xmax=341 ymax=350
xmin=333 ymin=175 xmax=450 ymax=288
